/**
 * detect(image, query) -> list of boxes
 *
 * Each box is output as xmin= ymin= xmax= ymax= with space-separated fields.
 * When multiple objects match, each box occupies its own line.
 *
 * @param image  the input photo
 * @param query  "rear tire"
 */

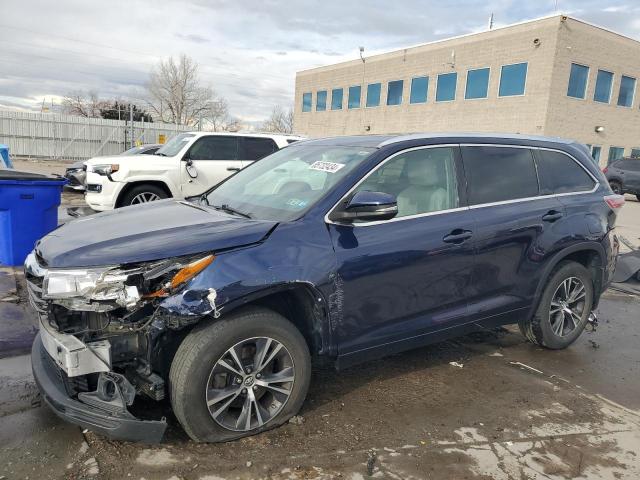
xmin=609 ymin=180 xmax=623 ymax=195
xmin=519 ymin=261 xmax=594 ymax=349
xmin=169 ymin=307 xmax=311 ymax=442
xmin=119 ymin=184 xmax=168 ymax=207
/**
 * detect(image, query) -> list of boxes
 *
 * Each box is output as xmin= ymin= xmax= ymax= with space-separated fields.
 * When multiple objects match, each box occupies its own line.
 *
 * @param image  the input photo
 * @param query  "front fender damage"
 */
xmin=156 ymin=288 xmax=222 ymax=329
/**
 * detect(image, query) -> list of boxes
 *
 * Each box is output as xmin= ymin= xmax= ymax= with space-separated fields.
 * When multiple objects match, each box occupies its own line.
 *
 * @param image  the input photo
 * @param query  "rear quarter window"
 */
xmin=461 ymin=146 xmax=538 ymax=205
xmin=535 ymin=150 xmax=595 ymax=194
xmin=243 ymin=137 xmax=278 ymax=161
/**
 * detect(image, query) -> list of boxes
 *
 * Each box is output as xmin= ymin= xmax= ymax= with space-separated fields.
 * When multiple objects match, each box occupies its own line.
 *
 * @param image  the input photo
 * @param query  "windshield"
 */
xmin=205 ymin=145 xmax=375 ymax=221
xmin=155 ymin=133 xmax=196 ymax=157
xmin=121 ymin=146 xmax=145 ymax=155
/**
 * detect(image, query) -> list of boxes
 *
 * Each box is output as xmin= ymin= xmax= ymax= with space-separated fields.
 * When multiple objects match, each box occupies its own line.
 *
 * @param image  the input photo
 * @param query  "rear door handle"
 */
xmin=542 ymin=210 xmax=563 ymax=222
xmin=227 ymin=167 xmax=241 ymax=172
xmin=443 ymin=229 xmax=473 ymax=244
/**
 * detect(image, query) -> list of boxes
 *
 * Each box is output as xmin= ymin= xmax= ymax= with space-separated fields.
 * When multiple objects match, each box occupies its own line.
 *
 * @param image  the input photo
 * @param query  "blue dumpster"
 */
xmin=0 ymin=171 xmax=67 ymax=266
xmin=0 ymin=144 xmax=13 ymax=168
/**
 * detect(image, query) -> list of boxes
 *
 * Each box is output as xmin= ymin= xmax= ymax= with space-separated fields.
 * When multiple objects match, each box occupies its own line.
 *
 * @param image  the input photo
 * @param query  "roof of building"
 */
xmin=297 ymin=14 xmax=640 ymax=75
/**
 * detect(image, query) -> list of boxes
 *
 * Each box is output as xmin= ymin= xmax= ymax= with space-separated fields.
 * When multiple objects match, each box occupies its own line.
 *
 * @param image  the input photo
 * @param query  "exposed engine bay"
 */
xmin=25 ymin=251 xmax=219 ymax=410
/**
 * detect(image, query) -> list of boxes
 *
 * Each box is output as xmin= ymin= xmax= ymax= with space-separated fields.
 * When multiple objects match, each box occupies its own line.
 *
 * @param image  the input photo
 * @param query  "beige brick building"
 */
xmin=294 ymin=15 xmax=640 ymax=167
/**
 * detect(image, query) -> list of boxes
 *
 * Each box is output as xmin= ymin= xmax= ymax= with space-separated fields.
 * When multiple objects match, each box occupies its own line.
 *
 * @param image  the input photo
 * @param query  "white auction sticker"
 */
xmin=309 ymin=161 xmax=345 ymax=173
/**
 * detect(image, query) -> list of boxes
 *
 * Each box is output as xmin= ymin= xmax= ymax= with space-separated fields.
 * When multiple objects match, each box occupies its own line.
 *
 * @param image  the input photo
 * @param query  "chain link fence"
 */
xmin=0 ymin=110 xmax=191 ymax=161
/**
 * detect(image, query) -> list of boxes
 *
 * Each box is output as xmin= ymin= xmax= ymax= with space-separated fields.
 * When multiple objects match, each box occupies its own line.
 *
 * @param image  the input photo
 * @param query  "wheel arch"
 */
xmin=534 ymin=242 xmax=606 ymax=310
xmin=116 ymin=180 xmax=174 ymax=207
xmin=216 ymin=283 xmax=334 ymax=360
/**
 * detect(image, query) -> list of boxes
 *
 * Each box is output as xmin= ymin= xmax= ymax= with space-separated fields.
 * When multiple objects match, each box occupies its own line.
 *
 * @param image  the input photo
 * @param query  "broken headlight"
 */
xmin=42 ymin=254 xmax=214 ymax=311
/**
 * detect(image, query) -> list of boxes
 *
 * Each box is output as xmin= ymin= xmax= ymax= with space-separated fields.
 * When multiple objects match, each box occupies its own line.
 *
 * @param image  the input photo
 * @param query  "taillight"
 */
xmin=602 ymin=167 xmax=608 ymax=174
xmin=604 ymin=194 xmax=625 ymax=209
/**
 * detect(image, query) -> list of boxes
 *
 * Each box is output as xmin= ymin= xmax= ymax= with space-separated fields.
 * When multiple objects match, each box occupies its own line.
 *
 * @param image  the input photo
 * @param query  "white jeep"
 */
xmin=84 ymin=132 xmax=302 ymax=210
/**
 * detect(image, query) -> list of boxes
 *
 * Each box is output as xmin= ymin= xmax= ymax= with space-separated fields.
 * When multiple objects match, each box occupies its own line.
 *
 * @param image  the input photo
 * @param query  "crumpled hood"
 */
xmin=36 ymin=200 xmax=277 ymax=268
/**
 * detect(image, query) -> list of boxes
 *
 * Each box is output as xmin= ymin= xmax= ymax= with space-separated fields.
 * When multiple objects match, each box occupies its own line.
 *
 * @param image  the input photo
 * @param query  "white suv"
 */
xmin=84 ymin=132 xmax=302 ymax=210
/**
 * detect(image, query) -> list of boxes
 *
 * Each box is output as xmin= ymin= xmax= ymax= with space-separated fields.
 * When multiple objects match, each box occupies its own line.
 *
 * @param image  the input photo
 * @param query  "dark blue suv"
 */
xmin=27 ymin=133 xmax=623 ymax=443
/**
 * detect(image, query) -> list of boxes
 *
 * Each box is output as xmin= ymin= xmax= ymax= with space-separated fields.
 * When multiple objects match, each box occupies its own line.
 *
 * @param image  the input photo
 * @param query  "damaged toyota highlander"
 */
xmin=28 ymin=134 xmax=622 ymax=443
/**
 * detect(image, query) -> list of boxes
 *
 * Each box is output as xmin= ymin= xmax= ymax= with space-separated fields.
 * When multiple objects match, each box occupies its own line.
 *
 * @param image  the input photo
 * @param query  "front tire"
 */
xmin=169 ymin=307 xmax=311 ymax=442
xmin=519 ymin=261 xmax=594 ymax=349
xmin=120 ymin=184 xmax=168 ymax=207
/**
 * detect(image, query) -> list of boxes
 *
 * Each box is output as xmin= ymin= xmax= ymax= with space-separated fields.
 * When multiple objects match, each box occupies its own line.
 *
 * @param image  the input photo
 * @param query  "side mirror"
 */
xmin=185 ymin=163 xmax=198 ymax=179
xmin=331 ymin=191 xmax=398 ymax=222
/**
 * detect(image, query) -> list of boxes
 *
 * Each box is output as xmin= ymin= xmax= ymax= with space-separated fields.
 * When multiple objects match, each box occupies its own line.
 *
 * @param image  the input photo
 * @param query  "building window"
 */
xmin=348 ymin=85 xmax=361 ymax=109
xmin=591 ymin=145 xmax=601 ymax=164
xmin=410 ymin=76 xmax=428 ymax=104
xmin=608 ymin=146 xmax=625 ymax=164
xmin=316 ymin=90 xmax=327 ymax=111
xmin=631 ymin=148 xmax=640 ymax=159
xmin=567 ymin=63 xmax=589 ymax=99
xmin=386 ymin=80 xmax=404 ymax=105
xmin=436 ymin=72 xmax=457 ymax=102
xmin=465 ymin=67 xmax=490 ymax=99
xmin=331 ymin=88 xmax=343 ymax=110
xmin=593 ymin=70 xmax=614 ymax=103
xmin=499 ymin=62 xmax=528 ymax=97
xmin=302 ymin=92 xmax=312 ymax=112
xmin=617 ymin=75 xmax=636 ymax=107
xmin=366 ymin=83 xmax=381 ymax=107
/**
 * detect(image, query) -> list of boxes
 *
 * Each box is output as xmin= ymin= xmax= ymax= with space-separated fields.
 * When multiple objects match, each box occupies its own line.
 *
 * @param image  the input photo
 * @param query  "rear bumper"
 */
xmin=31 ymin=332 xmax=167 ymax=443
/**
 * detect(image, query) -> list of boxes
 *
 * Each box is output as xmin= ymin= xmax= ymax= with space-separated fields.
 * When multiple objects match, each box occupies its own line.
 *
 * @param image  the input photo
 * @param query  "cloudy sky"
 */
xmin=1 ymin=0 xmax=640 ymax=123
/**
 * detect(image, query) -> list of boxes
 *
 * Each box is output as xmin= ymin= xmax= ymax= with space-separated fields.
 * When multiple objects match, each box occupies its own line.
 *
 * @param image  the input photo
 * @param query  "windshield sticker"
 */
xmin=309 ymin=161 xmax=345 ymax=173
xmin=286 ymin=198 xmax=308 ymax=208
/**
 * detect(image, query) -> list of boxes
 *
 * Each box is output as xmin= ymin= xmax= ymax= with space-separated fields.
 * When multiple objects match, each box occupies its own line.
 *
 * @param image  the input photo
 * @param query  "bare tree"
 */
xmin=260 ymin=106 xmax=294 ymax=133
xmin=205 ymin=98 xmax=240 ymax=131
xmin=62 ymin=91 xmax=107 ymax=118
xmin=147 ymin=54 xmax=225 ymax=126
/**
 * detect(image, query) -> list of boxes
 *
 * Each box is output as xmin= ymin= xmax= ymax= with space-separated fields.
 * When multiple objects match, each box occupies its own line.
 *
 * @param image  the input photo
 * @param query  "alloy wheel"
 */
xmin=205 ymin=337 xmax=295 ymax=432
xmin=549 ymin=277 xmax=586 ymax=337
xmin=610 ymin=182 xmax=622 ymax=195
xmin=131 ymin=192 xmax=161 ymax=204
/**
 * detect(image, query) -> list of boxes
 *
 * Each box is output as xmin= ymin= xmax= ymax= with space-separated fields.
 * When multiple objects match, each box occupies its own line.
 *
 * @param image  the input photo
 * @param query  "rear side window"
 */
xmin=243 ymin=137 xmax=278 ymax=160
xmin=536 ymin=150 xmax=595 ymax=194
xmin=461 ymin=146 xmax=538 ymax=205
xmin=188 ymin=136 xmax=239 ymax=160
xmin=619 ymin=160 xmax=640 ymax=172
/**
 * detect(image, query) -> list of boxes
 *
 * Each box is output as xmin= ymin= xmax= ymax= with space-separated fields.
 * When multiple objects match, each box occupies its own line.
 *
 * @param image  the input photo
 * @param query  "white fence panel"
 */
xmin=0 ymin=110 xmax=191 ymax=161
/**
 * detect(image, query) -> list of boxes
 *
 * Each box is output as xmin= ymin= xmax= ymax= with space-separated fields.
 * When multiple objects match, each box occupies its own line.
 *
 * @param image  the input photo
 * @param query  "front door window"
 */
xmin=352 ymin=146 xmax=459 ymax=219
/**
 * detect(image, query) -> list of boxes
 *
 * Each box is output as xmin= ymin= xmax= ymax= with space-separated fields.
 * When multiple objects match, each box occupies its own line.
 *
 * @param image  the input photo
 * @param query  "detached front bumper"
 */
xmin=31 ymin=333 xmax=167 ymax=443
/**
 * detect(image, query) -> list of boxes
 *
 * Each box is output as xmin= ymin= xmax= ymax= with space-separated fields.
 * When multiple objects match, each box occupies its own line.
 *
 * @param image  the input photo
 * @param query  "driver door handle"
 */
xmin=542 ymin=210 xmax=563 ymax=222
xmin=443 ymin=229 xmax=473 ymax=244
xmin=227 ymin=167 xmax=241 ymax=172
